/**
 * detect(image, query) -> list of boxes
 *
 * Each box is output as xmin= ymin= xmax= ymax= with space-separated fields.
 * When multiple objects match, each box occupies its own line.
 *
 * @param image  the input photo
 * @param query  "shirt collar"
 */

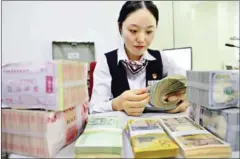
xmin=117 ymin=43 xmax=156 ymax=64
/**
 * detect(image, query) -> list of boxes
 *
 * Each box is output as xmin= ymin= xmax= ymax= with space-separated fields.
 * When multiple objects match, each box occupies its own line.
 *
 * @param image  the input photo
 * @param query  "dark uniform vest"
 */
xmin=105 ymin=49 xmax=163 ymax=98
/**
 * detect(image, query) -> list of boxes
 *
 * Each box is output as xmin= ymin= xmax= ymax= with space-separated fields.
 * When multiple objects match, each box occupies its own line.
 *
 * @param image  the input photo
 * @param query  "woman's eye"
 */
xmin=130 ymin=30 xmax=137 ymax=34
xmin=146 ymin=31 xmax=153 ymax=34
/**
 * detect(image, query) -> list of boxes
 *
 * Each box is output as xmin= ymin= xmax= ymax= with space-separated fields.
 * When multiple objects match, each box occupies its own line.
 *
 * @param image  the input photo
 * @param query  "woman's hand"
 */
xmin=164 ymin=89 xmax=189 ymax=113
xmin=112 ymin=88 xmax=150 ymax=116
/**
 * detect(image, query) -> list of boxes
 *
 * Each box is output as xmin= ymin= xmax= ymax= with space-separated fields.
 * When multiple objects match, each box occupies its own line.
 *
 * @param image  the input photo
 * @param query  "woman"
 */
xmin=89 ymin=1 xmax=189 ymax=116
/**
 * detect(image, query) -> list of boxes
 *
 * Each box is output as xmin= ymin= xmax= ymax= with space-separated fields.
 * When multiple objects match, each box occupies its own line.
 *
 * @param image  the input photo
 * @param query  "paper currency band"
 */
xmin=130 ymin=130 xmax=165 ymax=137
xmin=188 ymin=81 xmax=238 ymax=92
xmin=187 ymin=82 xmax=211 ymax=91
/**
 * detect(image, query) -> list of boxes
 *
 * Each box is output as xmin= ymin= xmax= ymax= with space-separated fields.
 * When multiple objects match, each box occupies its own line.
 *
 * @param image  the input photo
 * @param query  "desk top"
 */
xmin=8 ymin=110 xmax=240 ymax=158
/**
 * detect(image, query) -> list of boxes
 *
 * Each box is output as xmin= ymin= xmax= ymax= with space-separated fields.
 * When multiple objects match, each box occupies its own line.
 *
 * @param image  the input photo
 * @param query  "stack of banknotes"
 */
xmin=1 ymin=60 xmax=89 ymax=111
xmin=187 ymin=70 xmax=239 ymax=109
xmin=199 ymin=106 xmax=239 ymax=151
xmin=187 ymin=70 xmax=239 ymax=151
xmin=2 ymin=103 xmax=88 ymax=158
xmin=125 ymin=118 xmax=179 ymax=158
xmin=74 ymin=115 xmax=123 ymax=158
xmin=1 ymin=60 xmax=89 ymax=157
xmin=188 ymin=101 xmax=201 ymax=124
xmin=145 ymin=75 xmax=187 ymax=112
xmin=159 ymin=117 xmax=232 ymax=158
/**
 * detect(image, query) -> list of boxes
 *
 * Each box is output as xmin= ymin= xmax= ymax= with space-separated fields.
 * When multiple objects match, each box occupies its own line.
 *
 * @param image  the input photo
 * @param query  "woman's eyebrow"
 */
xmin=129 ymin=24 xmax=139 ymax=27
xmin=147 ymin=25 xmax=154 ymax=28
xmin=129 ymin=24 xmax=155 ymax=28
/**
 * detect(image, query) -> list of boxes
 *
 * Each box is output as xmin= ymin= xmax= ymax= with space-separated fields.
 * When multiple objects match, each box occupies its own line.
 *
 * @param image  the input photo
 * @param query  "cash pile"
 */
xmin=199 ymin=106 xmax=239 ymax=151
xmin=74 ymin=115 xmax=123 ymax=158
xmin=1 ymin=60 xmax=89 ymax=157
xmin=159 ymin=117 xmax=232 ymax=158
xmin=187 ymin=70 xmax=240 ymax=151
xmin=188 ymin=102 xmax=201 ymax=124
xmin=2 ymin=103 xmax=88 ymax=158
xmin=145 ymin=75 xmax=187 ymax=112
xmin=1 ymin=60 xmax=89 ymax=111
xmin=125 ymin=118 xmax=179 ymax=158
xmin=187 ymin=70 xmax=239 ymax=109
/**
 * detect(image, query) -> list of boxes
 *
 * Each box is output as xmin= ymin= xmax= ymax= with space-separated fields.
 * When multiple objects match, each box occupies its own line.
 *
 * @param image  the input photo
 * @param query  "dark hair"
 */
xmin=118 ymin=1 xmax=159 ymax=34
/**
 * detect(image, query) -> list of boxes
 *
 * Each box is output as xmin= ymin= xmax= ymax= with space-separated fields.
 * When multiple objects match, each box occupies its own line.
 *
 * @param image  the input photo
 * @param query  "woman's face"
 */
xmin=121 ymin=8 xmax=157 ymax=60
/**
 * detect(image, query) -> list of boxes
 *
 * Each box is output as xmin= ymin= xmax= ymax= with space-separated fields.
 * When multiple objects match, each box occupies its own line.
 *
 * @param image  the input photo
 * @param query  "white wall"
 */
xmin=2 ymin=1 xmax=125 ymax=64
xmin=2 ymin=1 xmax=239 ymax=70
xmin=150 ymin=1 xmax=173 ymax=50
xmin=173 ymin=1 xmax=239 ymax=70
xmin=2 ymin=1 xmax=176 ymax=65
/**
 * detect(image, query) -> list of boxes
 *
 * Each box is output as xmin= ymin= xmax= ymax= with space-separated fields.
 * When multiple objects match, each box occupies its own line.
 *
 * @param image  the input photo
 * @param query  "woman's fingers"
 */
xmin=125 ymin=92 xmax=149 ymax=101
xmin=126 ymin=107 xmax=145 ymax=116
xmin=167 ymin=100 xmax=189 ymax=113
xmin=133 ymin=88 xmax=148 ymax=95
xmin=125 ymin=96 xmax=150 ymax=108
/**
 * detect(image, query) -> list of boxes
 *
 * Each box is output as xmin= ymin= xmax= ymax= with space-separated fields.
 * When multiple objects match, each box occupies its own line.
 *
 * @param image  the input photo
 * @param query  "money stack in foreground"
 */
xmin=159 ymin=117 xmax=231 ymax=158
xmin=1 ymin=60 xmax=89 ymax=157
xmin=187 ymin=70 xmax=239 ymax=151
xmin=2 ymin=104 xmax=88 ymax=158
xmin=74 ymin=115 xmax=123 ymax=158
xmin=188 ymin=102 xmax=201 ymax=124
xmin=125 ymin=119 xmax=179 ymax=158
xmin=2 ymin=60 xmax=89 ymax=111
xmin=145 ymin=75 xmax=187 ymax=112
xmin=199 ymin=106 xmax=239 ymax=151
xmin=187 ymin=70 xmax=239 ymax=109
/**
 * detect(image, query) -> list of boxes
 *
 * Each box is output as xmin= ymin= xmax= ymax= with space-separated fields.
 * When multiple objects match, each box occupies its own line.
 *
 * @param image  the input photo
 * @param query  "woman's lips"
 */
xmin=134 ymin=46 xmax=145 ymax=50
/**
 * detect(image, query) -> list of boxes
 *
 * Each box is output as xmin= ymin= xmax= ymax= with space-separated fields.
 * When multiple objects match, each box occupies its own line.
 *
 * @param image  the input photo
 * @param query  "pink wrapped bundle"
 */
xmin=2 ymin=103 xmax=88 ymax=158
xmin=1 ymin=60 xmax=88 ymax=111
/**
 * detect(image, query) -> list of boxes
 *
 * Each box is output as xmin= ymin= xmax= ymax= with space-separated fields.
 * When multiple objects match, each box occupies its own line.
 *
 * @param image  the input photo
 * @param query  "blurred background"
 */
xmin=1 ymin=1 xmax=239 ymax=70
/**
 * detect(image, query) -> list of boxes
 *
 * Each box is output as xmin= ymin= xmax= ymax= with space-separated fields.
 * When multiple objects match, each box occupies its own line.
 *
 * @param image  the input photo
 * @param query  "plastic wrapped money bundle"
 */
xmin=187 ymin=70 xmax=239 ymax=110
xmin=159 ymin=117 xmax=231 ymax=158
xmin=145 ymin=75 xmax=187 ymax=112
xmin=199 ymin=106 xmax=239 ymax=151
xmin=2 ymin=103 xmax=88 ymax=158
xmin=125 ymin=119 xmax=179 ymax=158
xmin=188 ymin=101 xmax=201 ymax=124
xmin=74 ymin=115 xmax=123 ymax=158
xmin=1 ymin=60 xmax=88 ymax=111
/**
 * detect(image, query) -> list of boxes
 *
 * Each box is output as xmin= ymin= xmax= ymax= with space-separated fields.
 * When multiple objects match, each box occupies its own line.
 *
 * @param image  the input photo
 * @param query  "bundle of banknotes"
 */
xmin=1 ymin=60 xmax=89 ymax=111
xmin=74 ymin=115 xmax=123 ymax=158
xmin=198 ymin=106 xmax=239 ymax=151
xmin=125 ymin=118 xmax=179 ymax=158
xmin=159 ymin=117 xmax=232 ymax=158
xmin=145 ymin=75 xmax=187 ymax=112
xmin=2 ymin=103 xmax=88 ymax=158
xmin=1 ymin=60 xmax=89 ymax=158
xmin=188 ymin=101 xmax=201 ymax=124
xmin=187 ymin=70 xmax=239 ymax=109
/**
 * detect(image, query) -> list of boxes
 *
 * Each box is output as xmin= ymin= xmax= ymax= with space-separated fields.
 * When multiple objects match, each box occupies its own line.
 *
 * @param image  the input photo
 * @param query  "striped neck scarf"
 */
xmin=121 ymin=58 xmax=148 ymax=75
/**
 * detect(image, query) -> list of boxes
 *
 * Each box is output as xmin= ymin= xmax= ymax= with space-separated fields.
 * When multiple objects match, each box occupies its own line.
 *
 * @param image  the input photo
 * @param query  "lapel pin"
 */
xmin=152 ymin=73 xmax=157 ymax=79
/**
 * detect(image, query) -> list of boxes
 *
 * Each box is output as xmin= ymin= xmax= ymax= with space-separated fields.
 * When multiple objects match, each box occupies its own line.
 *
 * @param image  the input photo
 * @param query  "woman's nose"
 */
xmin=136 ymin=33 xmax=145 ymax=43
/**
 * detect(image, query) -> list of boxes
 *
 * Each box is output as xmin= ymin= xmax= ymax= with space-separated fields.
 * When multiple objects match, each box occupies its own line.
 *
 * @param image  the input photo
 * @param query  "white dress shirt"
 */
xmin=89 ymin=44 xmax=186 ymax=114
